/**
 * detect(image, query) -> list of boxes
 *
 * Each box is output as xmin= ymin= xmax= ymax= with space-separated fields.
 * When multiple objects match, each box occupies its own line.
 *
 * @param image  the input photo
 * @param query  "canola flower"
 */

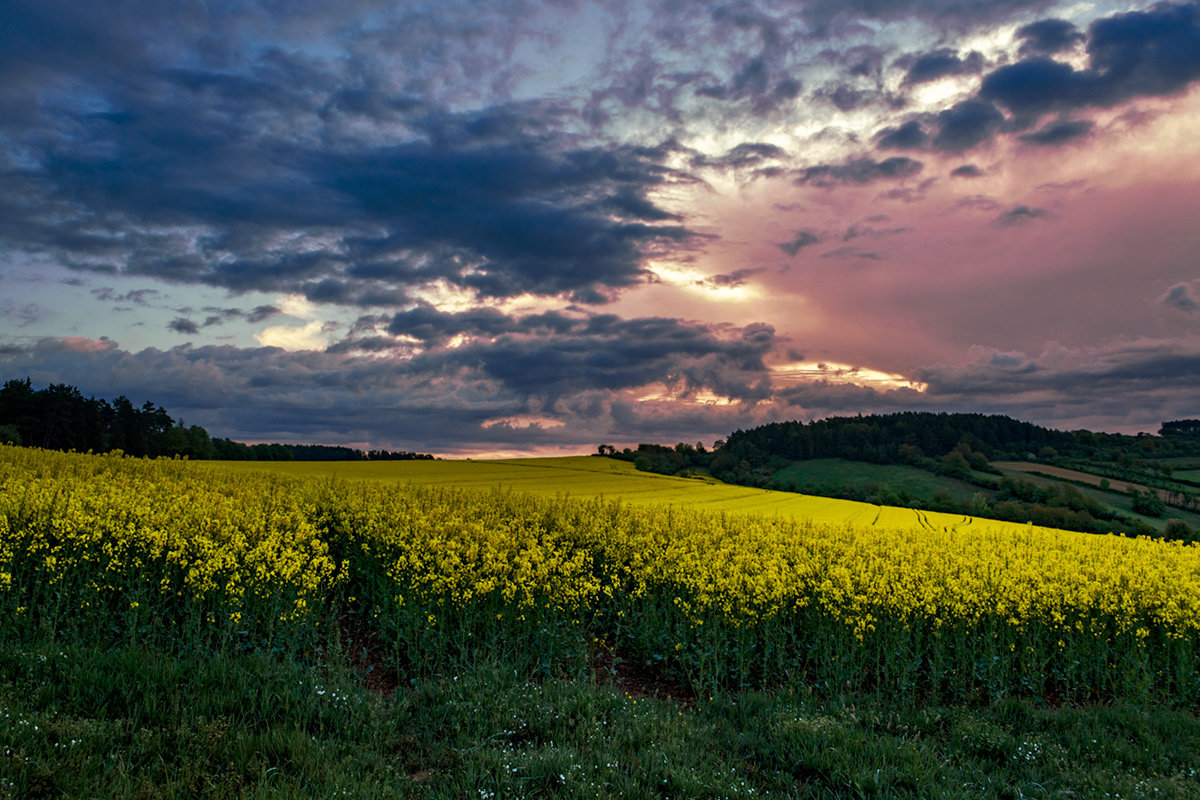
xmin=1 ymin=444 xmax=1198 ymax=702
xmin=0 ymin=446 xmax=344 ymax=647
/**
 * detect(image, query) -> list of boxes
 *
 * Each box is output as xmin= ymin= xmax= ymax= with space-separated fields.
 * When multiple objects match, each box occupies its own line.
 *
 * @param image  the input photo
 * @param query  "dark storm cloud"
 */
xmin=799 ymin=0 xmax=1055 ymax=29
xmin=776 ymin=230 xmax=821 ymax=256
xmin=876 ymin=176 xmax=936 ymax=203
xmin=980 ymin=2 xmax=1200 ymax=120
xmin=709 ymin=0 xmax=786 ymax=46
xmin=0 ymin=311 xmax=777 ymax=450
xmin=771 ymin=340 xmax=1200 ymax=436
xmin=991 ymin=205 xmax=1054 ymax=227
xmin=978 ymin=58 xmax=1093 ymax=120
xmin=897 ymin=48 xmax=985 ymax=85
xmin=185 ymin=304 xmax=283 ymax=328
xmin=1018 ymin=118 xmax=1094 ymax=145
xmin=355 ymin=308 xmax=778 ymax=395
xmin=691 ymin=142 xmax=788 ymax=170
xmin=383 ymin=306 xmax=576 ymax=345
xmin=680 ymin=2 xmax=808 ymax=115
xmin=167 ymin=318 xmax=200 ymax=335
xmin=695 ymin=57 xmax=805 ymax=113
xmin=832 ymin=45 xmax=889 ymax=79
xmin=820 ymin=246 xmax=883 ymax=260
xmin=0 ymin=338 xmax=529 ymax=452
xmin=581 ymin=60 xmax=708 ymax=130
xmin=624 ymin=0 xmax=1038 ymax=128
xmin=246 ymin=305 xmax=282 ymax=323
xmin=91 ymin=288 xmax=160 ymax=306
xmin=1161 ymin=283 xmax=1199 ymax=311
xmin=1034 ymin=179 xmax=1088 ymax=194
xmin=797 ymin=156 xmax=923 ymax=187
xmin=950 ymin=164 xmax=985 ymax=178
xmin=843 ymin=218 xmax=912 ymax=241
xmin=0 ymin=1 xmax=185 ymax=93
xmin=393 ymin=313 xmax=777 ymax=403
xmin=953 ymin=194 xmax=1002 ymax=212
xmin=930 ymin=98 xmax=1006 ymax=152
xmin=708 ymin=267 xmax=767 ymax=287
xmin=0 ymin=1 xmax=695 ymax=309
xmin=867 ymin=2 xmax=1200 ymax=155
xmin=813 ymin=84 xmax=878 ymax=111
xmin=874 ymin=120 xmax=929 ymax=150
xmin=324 ymin=336 xmax=407 ymax=355
xmin=1016 ymin=18 xmax=1086 ymax=57
xmin=301 ymin=279 xmax=413 ymax=309
xmin=6 ymin=108 xmax=691 ymax=302
xmin=917 ymin=344 xmax=1200 ymax=407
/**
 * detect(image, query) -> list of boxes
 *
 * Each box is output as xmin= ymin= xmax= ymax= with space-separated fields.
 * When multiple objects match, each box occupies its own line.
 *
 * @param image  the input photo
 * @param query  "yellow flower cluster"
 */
xmin=3 ymin=444 xmax=1198 ymax=700
xmin=321 ymin=483 xmax=602 ymax=614
xmin=0 ymin=446 xmax=344 ymax=632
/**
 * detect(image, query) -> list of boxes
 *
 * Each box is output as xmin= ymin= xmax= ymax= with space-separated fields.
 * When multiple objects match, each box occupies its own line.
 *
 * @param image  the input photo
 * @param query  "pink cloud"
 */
xmin=58 ymin=337 xmax=118 ymax=353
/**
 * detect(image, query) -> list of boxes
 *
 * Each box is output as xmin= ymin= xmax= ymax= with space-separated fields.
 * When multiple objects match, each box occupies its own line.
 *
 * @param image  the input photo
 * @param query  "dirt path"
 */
xmin=992 ymin=461 xmax=1149 ymax=496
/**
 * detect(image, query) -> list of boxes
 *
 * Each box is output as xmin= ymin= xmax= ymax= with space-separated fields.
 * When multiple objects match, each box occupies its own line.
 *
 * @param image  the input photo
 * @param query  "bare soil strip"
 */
xmin=992 ymin=461 xmax=1151 ymax=496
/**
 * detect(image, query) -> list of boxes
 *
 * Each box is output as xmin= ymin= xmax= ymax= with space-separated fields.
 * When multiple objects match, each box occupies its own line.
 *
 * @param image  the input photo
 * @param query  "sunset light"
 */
xmin=1 ymin=0 xmax=1197 ymax=453
xmin=772 ymin=361 xmax=929 ymax=393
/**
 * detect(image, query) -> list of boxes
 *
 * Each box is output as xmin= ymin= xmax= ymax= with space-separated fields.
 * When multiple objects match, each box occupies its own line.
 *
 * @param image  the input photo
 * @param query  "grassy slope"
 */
xmin=208 ymin=455 xmax=1051 ymax=536
xmin=1149 ymin=457 xmax=1200 ymax=470
xmin=995 ymin=462 xmax=1200 ymax=534
xmin=995 ymin=461 xmax=1160 ymax=495
xmin=771 ymin=458 xmax=986 ymax=504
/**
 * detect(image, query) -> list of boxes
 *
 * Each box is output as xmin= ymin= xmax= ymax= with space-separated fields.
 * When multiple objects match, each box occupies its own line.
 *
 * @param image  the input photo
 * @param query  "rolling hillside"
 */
xmin=210 ymin=454 xmax=1096 ymax=537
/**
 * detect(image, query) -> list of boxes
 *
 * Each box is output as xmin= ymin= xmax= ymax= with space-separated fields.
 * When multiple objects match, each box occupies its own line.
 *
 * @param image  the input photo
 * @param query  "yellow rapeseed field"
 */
xmin=207 ymin=455 xmax=1012 ymax=532
xmin=3 ymin=444 xmax=1198 ymax=702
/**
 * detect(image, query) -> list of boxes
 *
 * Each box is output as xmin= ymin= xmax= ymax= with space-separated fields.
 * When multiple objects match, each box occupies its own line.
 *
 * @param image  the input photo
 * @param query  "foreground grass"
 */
xmin=2 ymin=640 xmax=1198 ymax=800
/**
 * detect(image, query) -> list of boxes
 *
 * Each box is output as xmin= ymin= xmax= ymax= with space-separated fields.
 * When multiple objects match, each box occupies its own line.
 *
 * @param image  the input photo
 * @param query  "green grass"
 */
xmin=769 ymin=458 xmax=986 ymax=504
xmin=3 ymin=639 xmax=1199 ymax=800
xmin=995 ymin=466 xmax=1200 ymax=534
xmin=1148 ymin=457 xmax=1200 ymax=470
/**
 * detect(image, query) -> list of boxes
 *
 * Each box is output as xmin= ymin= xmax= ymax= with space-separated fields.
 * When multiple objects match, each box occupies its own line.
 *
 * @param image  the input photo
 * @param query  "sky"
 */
xmin=2 ymin=0 xmax=1200 ymax=456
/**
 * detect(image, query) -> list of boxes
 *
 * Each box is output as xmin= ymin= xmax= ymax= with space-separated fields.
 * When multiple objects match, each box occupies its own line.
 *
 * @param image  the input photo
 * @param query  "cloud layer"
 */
xmin=2 ymin=0 xmax=1200 ymax=452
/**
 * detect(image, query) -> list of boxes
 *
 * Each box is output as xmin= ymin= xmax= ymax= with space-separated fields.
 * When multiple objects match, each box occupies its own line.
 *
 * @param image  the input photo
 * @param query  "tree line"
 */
xmin=602 ymin=412 xmax=1200 ymax=482
xmin=0 ymin=378 xmax=433 ymax=461
xmin=599 ymin=412 xmax=1200 ymax=542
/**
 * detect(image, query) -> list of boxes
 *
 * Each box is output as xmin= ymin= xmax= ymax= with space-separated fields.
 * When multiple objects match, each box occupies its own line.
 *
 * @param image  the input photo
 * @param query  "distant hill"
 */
xmin=603 ymin=412 xmax=1200 ymax=541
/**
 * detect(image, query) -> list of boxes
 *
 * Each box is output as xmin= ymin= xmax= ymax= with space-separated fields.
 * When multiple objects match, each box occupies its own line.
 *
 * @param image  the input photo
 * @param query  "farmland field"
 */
xmin=8 ymin=444 xmax=1200 ymax=700
xmin=994 ymin=460 xmax=1200 ymax=533
xmin=994 ymin=460 xmax=1154 ymax=495
xmin=769 ymin=457 xmax=987 ymax=504
xmin=212 ymin=454 xmax=1034 ymax=534
xmin=5 ymin=445 xmax=1200 ymax=798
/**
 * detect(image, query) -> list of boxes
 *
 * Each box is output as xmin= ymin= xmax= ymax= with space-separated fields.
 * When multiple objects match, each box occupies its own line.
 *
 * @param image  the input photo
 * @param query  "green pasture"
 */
xmin=995 ymin=464 xmax=1200 ymax=534
xmin=1148 ymin=457 xmax=1200 ymax=470
xmin=210 ymin=455 xmax=1046 ymax=536
xmin=770 ymin=457 xmax=986 ymax=504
